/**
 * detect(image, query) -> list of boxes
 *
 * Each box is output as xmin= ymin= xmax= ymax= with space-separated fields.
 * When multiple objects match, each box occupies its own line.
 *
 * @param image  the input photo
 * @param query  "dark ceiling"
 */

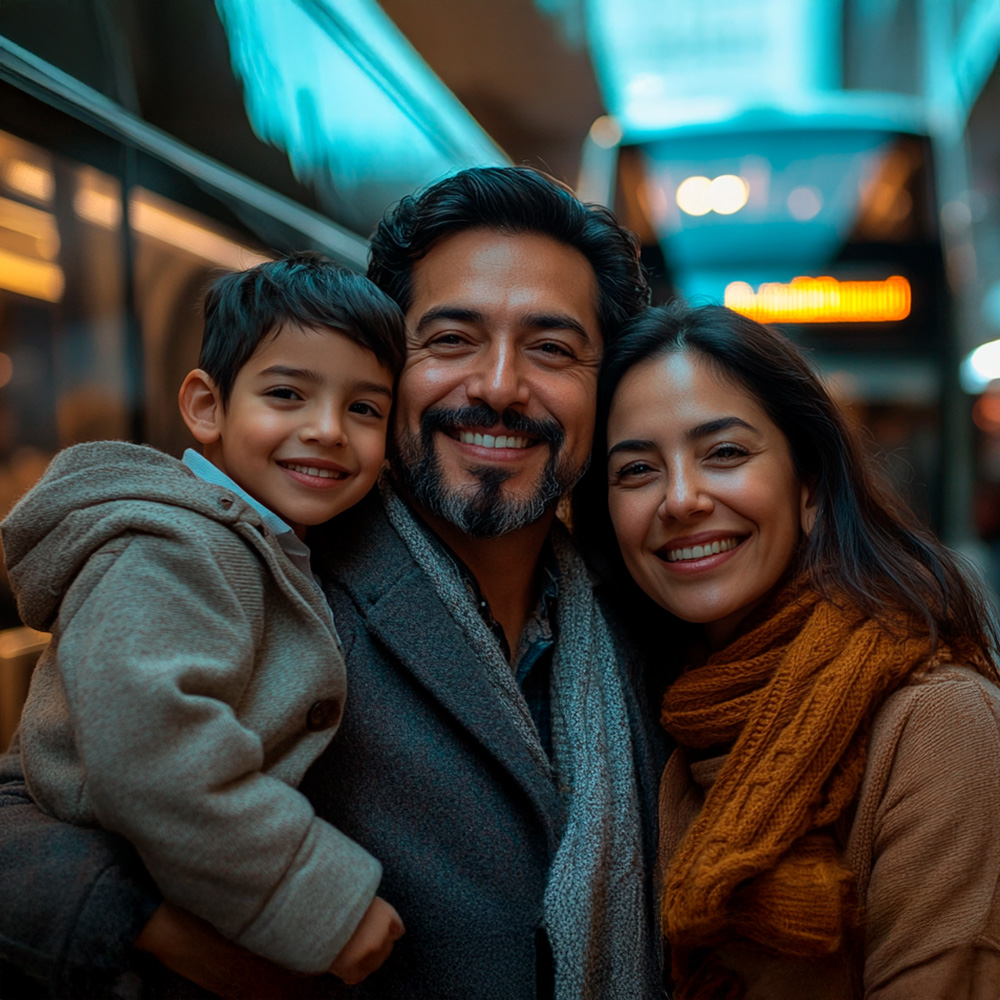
xmin=379 ymin=0 xmax=604 ymax=187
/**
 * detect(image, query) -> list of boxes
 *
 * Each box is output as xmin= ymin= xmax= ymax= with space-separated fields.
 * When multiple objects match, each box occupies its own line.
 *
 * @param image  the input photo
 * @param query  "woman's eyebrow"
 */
xmin=607 ymin=438 xmax=655 ymax=460
xmin=686 ymin=416 xmax=757 ymax=440
xmin=607 ymin=417 xmax=758 ymax=460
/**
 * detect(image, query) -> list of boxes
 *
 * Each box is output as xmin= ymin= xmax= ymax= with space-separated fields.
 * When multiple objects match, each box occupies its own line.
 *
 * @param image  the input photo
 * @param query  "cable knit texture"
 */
xmin=659 ymin=580 xmax=993 ymax=998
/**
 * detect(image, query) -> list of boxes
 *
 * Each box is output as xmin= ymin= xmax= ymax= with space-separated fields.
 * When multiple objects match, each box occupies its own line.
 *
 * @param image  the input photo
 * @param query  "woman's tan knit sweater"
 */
xmin=658 ymin=664 xmax=1000 ymax=999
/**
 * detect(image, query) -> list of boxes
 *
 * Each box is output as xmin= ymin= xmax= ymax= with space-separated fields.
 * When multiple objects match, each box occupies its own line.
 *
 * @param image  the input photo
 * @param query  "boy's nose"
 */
xmin=302 ymin=408 xmax=347 ymax=446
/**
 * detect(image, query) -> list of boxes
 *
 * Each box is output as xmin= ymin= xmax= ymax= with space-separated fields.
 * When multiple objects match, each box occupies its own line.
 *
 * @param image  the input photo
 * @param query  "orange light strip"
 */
xmin=724 ymin=275 xmax=911 ymax=323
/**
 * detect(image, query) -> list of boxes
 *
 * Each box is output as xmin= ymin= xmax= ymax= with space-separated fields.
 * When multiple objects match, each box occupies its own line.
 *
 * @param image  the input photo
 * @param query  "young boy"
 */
xmin=1 ymin=252 xmax=406 ymax=984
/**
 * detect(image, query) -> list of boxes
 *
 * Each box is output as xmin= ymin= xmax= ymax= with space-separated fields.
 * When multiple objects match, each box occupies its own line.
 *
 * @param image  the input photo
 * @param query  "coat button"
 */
xmin=306 ymin=698 xmax=341 ymax=731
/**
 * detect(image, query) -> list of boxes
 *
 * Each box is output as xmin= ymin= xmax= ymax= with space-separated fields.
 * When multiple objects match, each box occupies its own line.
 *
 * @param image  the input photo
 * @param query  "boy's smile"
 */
xmin=196 ymin=323 xmax=393 ymax=538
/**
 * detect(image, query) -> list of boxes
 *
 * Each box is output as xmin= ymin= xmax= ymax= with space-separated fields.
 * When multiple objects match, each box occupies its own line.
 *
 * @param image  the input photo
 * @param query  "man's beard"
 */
xmin=390 ymin=404 xmax=586 ymax=539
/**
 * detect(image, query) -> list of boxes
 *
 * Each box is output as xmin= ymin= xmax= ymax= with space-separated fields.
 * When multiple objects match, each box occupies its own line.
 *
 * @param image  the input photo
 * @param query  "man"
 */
xmin=0 ymin=167 xmax=663 ymax=999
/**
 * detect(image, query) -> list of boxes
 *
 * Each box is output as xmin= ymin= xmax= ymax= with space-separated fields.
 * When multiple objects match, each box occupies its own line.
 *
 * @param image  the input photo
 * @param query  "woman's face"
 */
xmin=606 ymin=350 xmax=811 ymax=648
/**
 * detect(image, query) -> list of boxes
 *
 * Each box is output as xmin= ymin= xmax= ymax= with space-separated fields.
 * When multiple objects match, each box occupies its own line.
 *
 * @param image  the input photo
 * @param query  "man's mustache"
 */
xmin=420 ymin=404 xmax=564 ymax=449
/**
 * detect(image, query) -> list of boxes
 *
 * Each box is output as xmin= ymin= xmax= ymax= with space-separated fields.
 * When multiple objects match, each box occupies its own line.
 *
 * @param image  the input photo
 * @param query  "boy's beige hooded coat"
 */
xmin=2 ymin=440 xmax=381 ymax=974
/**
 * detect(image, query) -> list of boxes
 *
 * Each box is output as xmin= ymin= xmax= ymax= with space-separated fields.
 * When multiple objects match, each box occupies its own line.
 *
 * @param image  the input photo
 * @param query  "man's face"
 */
xmin=391 ymin=227 xmax=603 ymax=538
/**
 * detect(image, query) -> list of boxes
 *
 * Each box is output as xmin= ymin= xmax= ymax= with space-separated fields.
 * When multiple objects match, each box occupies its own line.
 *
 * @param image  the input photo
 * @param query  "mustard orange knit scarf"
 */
xmin=659 ymin=581 xmax=986 ymax=998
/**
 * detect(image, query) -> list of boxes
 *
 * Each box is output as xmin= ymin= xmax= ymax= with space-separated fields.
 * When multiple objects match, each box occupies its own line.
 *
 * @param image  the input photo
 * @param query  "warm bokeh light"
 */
xmin=675 ymin=175 xmax=713 ymax=216
xmin=724 ymin=275 xmax=912 ymax=323
xmin=709 ymin=174 xmax=749 ymax=215
xmin=787 ymin=185 xmax=823 ymax=221
xmin=676 ymin=174 xmax=749 ymax=216
xmin=972 ymin=389 xmax=1000 ymax=435
xmin=0 ymin=247 xmax=64 ymax=302
xmin=2 ymin=159 xmax=54 ymax=203
xmin=589 ymin=115 xmax=622 ymax=149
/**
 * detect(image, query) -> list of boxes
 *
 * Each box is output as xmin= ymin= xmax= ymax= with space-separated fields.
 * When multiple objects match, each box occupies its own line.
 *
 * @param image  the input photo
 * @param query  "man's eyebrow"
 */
xmin=523 ymin=312 xmax=593 ymax=343
xmin=413 ymin=306 xmax=483 ymax=333
xmin=413 ymin=306 xmax=593 ymax=343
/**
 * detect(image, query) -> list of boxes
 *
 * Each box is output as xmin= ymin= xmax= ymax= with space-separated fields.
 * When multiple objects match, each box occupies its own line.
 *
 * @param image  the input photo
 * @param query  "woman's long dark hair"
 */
xmin=574 ymin=301 xmax=999 ymax=671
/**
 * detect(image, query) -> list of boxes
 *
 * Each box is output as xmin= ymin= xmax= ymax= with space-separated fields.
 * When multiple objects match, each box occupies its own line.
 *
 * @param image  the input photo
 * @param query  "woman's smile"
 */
xmin=606 ymin=350 xmax=811 ymax=648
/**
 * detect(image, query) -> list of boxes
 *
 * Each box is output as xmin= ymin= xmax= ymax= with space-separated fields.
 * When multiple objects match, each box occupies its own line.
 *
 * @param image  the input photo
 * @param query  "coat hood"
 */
xmin=1 ymin=441 xmax=265 ymax=630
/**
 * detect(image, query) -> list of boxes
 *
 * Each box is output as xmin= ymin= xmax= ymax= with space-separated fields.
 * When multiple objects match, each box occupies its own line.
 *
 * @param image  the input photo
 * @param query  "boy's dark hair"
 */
xmin=367 ymin=166 xmax=650 ymax=345
xmin=200 ymin=251 xmax=406 ymax=405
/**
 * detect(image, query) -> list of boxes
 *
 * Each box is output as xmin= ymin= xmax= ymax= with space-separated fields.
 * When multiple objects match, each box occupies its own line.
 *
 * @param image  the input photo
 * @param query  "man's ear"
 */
xmin=178 ymin=369 xmax=223 ymax=445
xmin=800 ymin=481 xmax=818 ymax=535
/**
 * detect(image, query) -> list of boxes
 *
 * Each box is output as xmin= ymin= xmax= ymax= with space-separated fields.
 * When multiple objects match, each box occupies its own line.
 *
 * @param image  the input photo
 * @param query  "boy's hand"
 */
xmin=329 ymin=896 xmax=405 ymax=985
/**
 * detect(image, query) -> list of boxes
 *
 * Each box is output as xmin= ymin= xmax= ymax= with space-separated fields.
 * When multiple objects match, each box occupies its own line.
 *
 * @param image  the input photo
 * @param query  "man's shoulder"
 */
xmin=309 ymin=489 xmax=407 ymax=585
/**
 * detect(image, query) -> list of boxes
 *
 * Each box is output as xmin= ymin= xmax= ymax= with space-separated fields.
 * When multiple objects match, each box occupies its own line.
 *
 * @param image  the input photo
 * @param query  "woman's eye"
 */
xmin=611 ymin=461 xmax=654 ymax=481
xmin=349 ymin=401 xmax=383 ymax=418
xmin=709 ymin=443 xmax=749 ymax=461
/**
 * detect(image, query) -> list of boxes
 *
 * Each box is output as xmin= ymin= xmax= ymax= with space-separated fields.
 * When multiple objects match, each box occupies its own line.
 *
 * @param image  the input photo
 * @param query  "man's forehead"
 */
xmin=405 ymin=228 xmax=601 ymax=331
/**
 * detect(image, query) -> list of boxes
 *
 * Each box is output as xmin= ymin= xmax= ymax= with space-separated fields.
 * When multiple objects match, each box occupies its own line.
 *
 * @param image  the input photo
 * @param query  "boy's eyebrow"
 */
xmin=257 ymin=365 xmax=393 ymax=397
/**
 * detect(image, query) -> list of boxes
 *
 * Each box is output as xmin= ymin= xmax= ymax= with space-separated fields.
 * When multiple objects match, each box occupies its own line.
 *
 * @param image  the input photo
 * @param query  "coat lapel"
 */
xmin=310 ymin=495 xmax=564 ymax=838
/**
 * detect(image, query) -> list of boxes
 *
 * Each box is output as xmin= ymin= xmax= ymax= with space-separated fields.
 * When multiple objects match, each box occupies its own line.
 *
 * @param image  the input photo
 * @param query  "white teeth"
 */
xmin=458 ymin=431 xmax=530 ymax=449
xmin=665 ymin=537 xmax=739 ymax=562
xmin=283 ymin=462 xmax=344 ymax=479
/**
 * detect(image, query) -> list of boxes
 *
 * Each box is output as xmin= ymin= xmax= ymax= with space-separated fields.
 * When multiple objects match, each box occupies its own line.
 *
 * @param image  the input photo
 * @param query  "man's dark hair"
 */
xmin=200 ymin=251 xmax=406 ymax=405
xmin=367 ymin=166 xmax=650 ymax=343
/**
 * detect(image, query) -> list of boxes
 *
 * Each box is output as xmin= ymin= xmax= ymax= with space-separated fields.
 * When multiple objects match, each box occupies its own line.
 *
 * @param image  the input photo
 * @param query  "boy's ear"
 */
xmin=178 ymin=369 xmax=224 ymax=445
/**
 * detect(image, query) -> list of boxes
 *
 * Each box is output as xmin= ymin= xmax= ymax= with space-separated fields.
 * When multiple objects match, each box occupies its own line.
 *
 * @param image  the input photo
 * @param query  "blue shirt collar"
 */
xmin=182 ymin=448 xmax=313 ymax=578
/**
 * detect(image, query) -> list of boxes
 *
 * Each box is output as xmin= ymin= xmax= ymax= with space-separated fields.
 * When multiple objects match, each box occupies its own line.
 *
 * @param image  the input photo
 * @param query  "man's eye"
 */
xmin=429 ymin=333 xmax=466 ymax=347
xmin=266 ymin=387 xmax=300 ymax=400
xmin=537 ymin=341 xmax=573 ymax=358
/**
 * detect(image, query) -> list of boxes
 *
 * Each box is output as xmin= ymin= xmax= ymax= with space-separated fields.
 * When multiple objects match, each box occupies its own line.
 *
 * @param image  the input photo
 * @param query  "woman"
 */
xmin=576 ymin=302 xmax=1000 ymax=998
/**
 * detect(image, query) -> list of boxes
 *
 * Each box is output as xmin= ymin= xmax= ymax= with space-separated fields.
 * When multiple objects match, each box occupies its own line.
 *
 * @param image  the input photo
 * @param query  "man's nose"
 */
xmin=466 ymin=340 xmax=530 ymax=411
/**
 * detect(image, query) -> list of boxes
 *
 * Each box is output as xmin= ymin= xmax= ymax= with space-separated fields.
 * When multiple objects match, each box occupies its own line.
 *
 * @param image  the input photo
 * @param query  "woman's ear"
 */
xmin=178 ymin=369 xmax=223 ymax=445
xmin=800 ymin=481 xmax=818 ymax=535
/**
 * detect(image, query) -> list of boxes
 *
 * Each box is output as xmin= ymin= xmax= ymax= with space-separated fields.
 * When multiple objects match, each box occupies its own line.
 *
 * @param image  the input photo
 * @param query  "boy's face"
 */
xmin=203 ymin=324 xmax=393 ymax=538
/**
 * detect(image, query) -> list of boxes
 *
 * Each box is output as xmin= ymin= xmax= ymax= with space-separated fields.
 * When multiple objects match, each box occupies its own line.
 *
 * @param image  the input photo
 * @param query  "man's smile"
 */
xmin=455 ymin=430 xmax=534 ymax=450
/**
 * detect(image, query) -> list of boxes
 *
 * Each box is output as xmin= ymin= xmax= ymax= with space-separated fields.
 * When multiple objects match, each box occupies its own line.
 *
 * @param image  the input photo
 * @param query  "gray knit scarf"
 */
xmin=380 ymin=478 xmax=654 ymax=998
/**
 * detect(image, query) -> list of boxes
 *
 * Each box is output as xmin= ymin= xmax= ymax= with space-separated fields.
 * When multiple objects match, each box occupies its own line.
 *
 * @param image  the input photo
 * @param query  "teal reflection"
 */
xmin=214 ymin=0 xmax=504 ymax=234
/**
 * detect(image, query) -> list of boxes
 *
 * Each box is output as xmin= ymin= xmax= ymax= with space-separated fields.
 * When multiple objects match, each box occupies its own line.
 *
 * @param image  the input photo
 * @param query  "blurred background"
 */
xmin=0 ymin=0 xmax=998 ymax=743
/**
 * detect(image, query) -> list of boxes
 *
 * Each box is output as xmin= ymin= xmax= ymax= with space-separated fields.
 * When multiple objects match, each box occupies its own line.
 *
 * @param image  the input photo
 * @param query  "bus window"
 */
xmin=0 ymin=129 xmax=129 ymax=625
xmin=129 ymin=185 xmax=270 ymax=459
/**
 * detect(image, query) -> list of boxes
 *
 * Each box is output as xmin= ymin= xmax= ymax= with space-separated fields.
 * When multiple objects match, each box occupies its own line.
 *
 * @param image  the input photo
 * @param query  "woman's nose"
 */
xmin=658 ymin=465 xmax=713 ymax=521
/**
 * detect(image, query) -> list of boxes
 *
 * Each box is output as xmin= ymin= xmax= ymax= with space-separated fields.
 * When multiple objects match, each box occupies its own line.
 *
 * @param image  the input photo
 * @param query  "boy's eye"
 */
xmin=349 ymin=401 xmax=384 ymax=418
xmin=266 ymin=386 xmax=301 ymax=401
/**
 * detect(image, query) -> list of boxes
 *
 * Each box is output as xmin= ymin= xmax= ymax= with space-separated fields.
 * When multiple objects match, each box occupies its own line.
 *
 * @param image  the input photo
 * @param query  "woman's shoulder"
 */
xmin=872 ymin=662 xmax=1000 ymax=743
